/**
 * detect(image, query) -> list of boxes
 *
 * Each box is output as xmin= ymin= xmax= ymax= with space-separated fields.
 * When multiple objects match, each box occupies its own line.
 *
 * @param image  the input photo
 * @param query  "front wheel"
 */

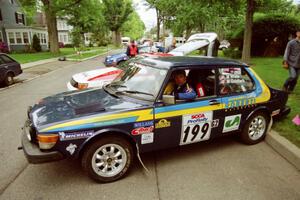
xmin=81 ymin=135 xmax=133 ymax=183
xmin=240 ymin=112 xmax=269 ymax=145
xmin=4 ymin=73 xmax=14 ymax=86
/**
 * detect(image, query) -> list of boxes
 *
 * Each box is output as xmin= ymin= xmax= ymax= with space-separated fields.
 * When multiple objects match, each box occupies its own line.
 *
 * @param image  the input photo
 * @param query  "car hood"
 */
xmin=72 ymin=67 xmax=122 ymax=83
xmin=30 ymin=88 xmax=149 ymax=131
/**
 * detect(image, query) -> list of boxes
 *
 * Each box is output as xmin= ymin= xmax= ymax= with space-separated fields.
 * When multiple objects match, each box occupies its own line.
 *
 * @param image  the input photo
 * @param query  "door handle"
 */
xmin=209 ymin=100 xmax=220 ymax=105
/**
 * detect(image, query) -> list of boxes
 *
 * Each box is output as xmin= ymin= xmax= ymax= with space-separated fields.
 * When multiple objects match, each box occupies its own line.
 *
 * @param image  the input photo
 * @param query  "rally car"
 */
xmin=67 ymin=33 xmax=219 ymax=91
xmin=20 ymin=56 xmax=290 ymax=183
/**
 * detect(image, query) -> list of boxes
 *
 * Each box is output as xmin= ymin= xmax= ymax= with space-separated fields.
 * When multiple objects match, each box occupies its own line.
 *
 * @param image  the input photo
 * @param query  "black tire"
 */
xmin=4 ymin=72 xmax=14 ymax=86
xmin=81 ymin=135 xmax=133 ymax=183
xmin=240 ymin=112 xmax=269 ymax=145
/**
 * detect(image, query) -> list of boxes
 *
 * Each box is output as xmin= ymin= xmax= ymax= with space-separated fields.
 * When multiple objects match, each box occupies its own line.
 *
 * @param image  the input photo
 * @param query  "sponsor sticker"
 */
xmin=212 ymin=119 xmax=219 ymax=128
xmin=66 ymin=143 xmax=77 ymax=155
xmin=59 ymin=130 xmax=95 ymax=141
xmin=141 ymin=132 xmax=154 ymax=144
xmin=131 ymin=126 xmax=154 ymax=135
xmin=223 ymin=114 xmax=241 ymax=133
xmin=155 ymin=119 xmax=171 ymax=128
xmin=134 ymin=121 xmax=154 ymax=128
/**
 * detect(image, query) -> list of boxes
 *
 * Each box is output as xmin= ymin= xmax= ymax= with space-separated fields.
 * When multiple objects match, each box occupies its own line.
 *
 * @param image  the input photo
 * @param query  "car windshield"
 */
xmin=108 ymin=62 xmax=167 ymax=101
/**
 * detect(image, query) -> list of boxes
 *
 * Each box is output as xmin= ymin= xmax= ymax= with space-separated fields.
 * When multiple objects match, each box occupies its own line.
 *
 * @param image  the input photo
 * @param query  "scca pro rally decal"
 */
xmin=180 ymin=112 xmax=213 ymax=145
xmin=59 ymin=130 xmax=95 ymax=141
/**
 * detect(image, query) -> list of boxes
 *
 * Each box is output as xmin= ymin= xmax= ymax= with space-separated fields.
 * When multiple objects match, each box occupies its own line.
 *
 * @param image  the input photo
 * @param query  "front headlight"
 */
xmin=78 ymin=83 xmax=88 ymax=89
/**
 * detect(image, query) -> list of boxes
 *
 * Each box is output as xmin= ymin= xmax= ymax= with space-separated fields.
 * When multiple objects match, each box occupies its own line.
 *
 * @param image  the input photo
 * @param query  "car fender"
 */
xmin=75 ymin=127 xmax=136 ymax=159
xmin=242 ymin=105 xmax=271 ymax=129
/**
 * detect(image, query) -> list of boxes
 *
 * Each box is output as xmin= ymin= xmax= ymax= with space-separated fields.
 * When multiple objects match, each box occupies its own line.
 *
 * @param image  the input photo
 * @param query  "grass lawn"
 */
xmin=67 ymin=47 xmax=110 ymax=60
xmin=9 ymin=46 xmax=114 ymax=64
xmin=250 ymin=57 xmax=300 ymax=148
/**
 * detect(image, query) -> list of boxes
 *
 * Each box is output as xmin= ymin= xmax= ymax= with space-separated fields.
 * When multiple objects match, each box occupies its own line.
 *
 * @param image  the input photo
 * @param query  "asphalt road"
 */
xmin=0 ymin=54 xmax=299 ymax=200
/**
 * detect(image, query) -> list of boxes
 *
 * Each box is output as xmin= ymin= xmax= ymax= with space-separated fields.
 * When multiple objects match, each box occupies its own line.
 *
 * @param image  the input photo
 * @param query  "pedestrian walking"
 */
xmin=282 ymin=30 xmax=300 ymax=93
xmin=126 ymin=40 xmax=139 ymax=58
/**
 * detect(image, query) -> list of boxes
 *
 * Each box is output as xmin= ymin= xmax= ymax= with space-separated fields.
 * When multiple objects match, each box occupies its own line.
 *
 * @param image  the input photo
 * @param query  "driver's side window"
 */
xmin=162 ymin=68 xmax=216 ymax=104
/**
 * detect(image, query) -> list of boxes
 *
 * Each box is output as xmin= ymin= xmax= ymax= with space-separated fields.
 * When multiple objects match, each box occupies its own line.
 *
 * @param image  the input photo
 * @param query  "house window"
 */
xmin=15 ymin=32 xmax=22 ymax=44
xmin=10 ymin=0 xmax=14 ymax=4
xmin=0 ymin=32 xmax=3 ymax=42
xmin=23 ymin=32 xmax=29 ymax=43
xmin=63 ymin=35 xmax=67 ymax=43
xmin=15 ymin=12 xmax=25 ymax=25
xmin=42 ymin=34 xmax=46 ymax=44
xmin=8 ymin=32 xmax=15 ymax=44
xmin=0 ymin=9 xmax=2 ymax=21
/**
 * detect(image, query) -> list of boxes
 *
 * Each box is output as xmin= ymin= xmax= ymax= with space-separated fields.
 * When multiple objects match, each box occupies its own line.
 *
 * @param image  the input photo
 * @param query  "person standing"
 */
xmin=283 ymin=30 xmax=300 ymax=93
xmin=126 ymin=40 xmax=139 ymax=57
xmin=165 ymin=39 xmax=177 ymax=53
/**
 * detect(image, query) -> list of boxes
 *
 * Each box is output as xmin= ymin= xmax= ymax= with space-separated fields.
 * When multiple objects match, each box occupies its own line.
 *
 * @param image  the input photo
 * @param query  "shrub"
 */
xmin=228 ymin=13 xmax=300 ymax=56
xmin=64 ymin=44 xmax=74 ymax=48
xmin=32 ymin=34 xmax=41 ymax=52
xmin=223 ymin=48 xmax=242 ymax=59
xmin=0 ymin=42 xmax=9 ymax=53
xmin=59 ymin=42 xmax=64 ymax=48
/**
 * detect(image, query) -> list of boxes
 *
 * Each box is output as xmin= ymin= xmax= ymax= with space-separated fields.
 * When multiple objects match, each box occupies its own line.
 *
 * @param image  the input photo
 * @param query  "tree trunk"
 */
xmin=112 ymin=30 xmax=121 ymax=47
xmin=242 ymin=0 xmax=255 ymax=63
xmin=156 ymin=9 xmax=160 ymax=41
xmin=42 ymin=0 xmax=59 ymax=54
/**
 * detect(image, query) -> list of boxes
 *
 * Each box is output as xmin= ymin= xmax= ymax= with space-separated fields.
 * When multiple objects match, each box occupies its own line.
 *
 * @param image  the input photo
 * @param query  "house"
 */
xmin=57 ymin=18 xmax=72 ymax=45
xmin=0 ymin=0 xmax=48 ymax=52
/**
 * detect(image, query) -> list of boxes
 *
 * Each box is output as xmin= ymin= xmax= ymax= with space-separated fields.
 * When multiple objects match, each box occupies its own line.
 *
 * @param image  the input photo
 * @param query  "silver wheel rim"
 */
xmin=248 ymin=116 xmax=266 ymax=140
xmin=91 ymin=144 xmax=127 ymax=177
xmin=7 ymin=76 xmax=13 ymax=84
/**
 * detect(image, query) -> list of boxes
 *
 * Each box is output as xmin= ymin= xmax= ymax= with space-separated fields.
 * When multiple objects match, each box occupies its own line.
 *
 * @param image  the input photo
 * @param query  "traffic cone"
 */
xmin=292 ymin=115 xmax=300 ymax=126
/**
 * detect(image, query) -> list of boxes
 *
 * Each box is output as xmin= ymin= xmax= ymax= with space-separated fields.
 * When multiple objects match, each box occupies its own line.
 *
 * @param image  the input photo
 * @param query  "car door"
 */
xmin=152 ymin=67 xmax=225 ymax=150
xmin=0 ymin=57 xmax=6 ymax=81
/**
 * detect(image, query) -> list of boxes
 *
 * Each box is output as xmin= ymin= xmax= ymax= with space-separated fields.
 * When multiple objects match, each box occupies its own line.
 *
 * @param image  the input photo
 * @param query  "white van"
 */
xmin=121 ymin=37 xmax=130 ymax=46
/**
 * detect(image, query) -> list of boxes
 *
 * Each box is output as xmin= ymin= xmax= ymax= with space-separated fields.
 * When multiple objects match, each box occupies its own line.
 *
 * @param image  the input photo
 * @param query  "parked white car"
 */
xmin=67 ymin=33 xmax=219 ymax=91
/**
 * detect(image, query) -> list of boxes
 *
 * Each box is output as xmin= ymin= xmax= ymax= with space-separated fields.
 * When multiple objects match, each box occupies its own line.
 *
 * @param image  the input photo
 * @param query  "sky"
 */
xmin=133 ymin=0 xmax=156 ymax=31
xmin=134 ymin=0 xmax=300 ymax=31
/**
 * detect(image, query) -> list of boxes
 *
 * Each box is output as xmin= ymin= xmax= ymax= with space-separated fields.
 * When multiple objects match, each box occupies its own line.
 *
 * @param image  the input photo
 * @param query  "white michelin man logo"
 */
xmin=66 ymin=143 xmax=77 ymax=155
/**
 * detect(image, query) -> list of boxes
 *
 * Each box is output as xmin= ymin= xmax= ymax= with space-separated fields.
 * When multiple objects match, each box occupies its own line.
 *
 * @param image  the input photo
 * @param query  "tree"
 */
xmin=121 ymin=11 xmax=145 ymax=40
xmin=241 ymin=0 xmax=255 ymax=63
xmin=20 ymin=0 xmax=82 ymax=53
xmin=102 ymin=0 xmax=133 ymax=46
xmin=65 ymin=0 xmax=105 ymax=46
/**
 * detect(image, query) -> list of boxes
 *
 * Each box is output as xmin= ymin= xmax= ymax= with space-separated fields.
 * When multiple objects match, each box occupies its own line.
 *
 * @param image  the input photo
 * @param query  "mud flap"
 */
xmin=135 ymin=143 xmax=149 ymax=173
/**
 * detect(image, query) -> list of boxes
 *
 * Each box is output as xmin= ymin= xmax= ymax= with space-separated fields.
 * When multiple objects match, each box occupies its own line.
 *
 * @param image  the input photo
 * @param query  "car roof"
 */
xmin=136 ymin=56 xmax=248 ymax=70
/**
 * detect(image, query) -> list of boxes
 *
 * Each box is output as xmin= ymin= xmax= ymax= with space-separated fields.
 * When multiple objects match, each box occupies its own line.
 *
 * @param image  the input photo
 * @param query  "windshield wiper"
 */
xmin=116 ymin=90 xmax=154 ymax=96
xmin=108 ymin=83 xmax=127 ymax=88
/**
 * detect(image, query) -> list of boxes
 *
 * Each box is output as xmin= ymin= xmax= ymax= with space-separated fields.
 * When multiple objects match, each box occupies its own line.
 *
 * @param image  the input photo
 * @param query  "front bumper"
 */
xmin=273 ymin=106 xmax=291 ymax=120
xmin=103 ymin=60 xmax=117 ymax=67
xmin=21 ymin=123 xmax=64 ymax=164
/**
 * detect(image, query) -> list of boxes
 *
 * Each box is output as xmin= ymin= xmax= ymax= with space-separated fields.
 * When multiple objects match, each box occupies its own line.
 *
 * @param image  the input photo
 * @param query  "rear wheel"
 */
xmin=240 ymin=112 xmax=269 ymax=145
xmin=4 ymin=72 xmax=14 ymax=86
xmin=82 ymin=135 xmax=133 ymax=182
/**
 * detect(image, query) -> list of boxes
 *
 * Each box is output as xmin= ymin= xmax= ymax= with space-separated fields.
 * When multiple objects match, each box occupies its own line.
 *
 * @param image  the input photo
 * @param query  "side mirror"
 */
xmin=162 ymin=95 xmax=175 ymax=105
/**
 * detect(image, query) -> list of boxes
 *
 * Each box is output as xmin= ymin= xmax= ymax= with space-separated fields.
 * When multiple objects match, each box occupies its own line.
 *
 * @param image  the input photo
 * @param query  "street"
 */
xmin=0 ymin=54 xmax=300 ymax=200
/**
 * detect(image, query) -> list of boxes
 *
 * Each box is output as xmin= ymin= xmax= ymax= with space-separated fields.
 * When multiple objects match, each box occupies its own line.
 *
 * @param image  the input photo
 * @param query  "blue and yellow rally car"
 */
xmin=21 ymin=56 xmax=290 ymax=182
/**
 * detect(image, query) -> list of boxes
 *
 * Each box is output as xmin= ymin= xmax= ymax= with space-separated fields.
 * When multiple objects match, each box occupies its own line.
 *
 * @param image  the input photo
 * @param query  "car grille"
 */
xmin=70 ymin=78 xmax=78 ymax=88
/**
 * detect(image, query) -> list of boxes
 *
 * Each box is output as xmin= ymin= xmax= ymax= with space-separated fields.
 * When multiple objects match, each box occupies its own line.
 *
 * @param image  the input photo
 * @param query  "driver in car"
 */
xmin=172 ymin=70 xmax=196 ymax=100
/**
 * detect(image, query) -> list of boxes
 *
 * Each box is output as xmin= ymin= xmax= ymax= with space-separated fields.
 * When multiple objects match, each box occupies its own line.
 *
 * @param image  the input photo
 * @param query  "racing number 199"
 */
xmin=182 ymin=123 xmax=210 ymax=143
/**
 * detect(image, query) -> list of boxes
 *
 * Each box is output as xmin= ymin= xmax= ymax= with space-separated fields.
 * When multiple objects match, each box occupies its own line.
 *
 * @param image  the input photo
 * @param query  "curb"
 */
xmin=266 ymin=130 xmax=300 ymax=170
